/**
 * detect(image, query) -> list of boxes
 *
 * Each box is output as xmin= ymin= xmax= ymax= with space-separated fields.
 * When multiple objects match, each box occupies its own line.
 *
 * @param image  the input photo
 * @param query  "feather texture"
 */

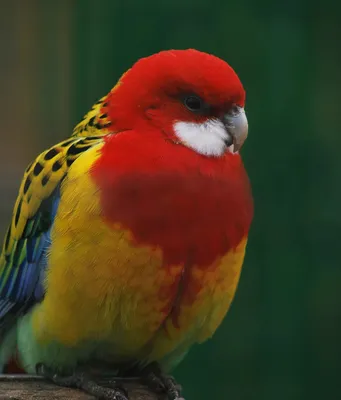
xmin=0 ymin=136 xmax=103 ymax=337
xmin=72 ymin=96 xmax=112 ymax=137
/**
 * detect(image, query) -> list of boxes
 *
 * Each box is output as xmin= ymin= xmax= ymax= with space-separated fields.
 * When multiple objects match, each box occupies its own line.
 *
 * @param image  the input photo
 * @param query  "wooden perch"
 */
xmin=0 ymin=375 xmax=167 ymax=400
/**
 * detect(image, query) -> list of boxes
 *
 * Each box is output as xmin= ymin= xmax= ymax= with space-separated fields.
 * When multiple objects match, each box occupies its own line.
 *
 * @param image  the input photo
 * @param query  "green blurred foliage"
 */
xmin=0 ymin=1 xmax=340 ymax=399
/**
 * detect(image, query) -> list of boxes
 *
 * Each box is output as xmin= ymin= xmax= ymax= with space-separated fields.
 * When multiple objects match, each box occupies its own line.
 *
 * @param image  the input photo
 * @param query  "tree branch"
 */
xmin=0 ymin=375 xmax=166 ymax=400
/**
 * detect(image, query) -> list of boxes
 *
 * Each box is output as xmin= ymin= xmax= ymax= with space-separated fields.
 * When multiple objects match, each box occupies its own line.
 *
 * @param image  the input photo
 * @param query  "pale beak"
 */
xmin=222 ymin=106 xmax=248 ymax=152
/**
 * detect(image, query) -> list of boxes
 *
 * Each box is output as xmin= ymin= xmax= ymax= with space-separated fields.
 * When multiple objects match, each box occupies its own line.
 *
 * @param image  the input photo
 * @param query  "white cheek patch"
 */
xmin=173 ymin=119 xmax=230 ymax=157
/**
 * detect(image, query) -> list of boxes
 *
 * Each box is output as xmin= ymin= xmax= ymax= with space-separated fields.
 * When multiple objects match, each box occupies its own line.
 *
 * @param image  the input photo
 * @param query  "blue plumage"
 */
xmin=0 ymin=191 xmax=60 ymax=334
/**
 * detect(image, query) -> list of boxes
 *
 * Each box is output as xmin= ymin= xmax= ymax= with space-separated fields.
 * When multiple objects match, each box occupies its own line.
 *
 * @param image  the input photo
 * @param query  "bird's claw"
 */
xmin=141 ymin=362 xmax=184 ymax=400
xmin=36 ymin=363 xmax=128 ymax=400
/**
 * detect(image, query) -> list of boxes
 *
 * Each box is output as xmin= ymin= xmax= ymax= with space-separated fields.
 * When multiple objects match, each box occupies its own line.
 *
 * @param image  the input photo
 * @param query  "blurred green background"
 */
xmin=1 ymin=1 xmax=340 ymax=399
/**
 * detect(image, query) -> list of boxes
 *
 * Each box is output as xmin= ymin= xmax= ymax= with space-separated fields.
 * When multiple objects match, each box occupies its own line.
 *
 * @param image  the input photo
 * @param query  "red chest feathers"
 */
xmin=92 ymin=132 xmax=253 ymax=268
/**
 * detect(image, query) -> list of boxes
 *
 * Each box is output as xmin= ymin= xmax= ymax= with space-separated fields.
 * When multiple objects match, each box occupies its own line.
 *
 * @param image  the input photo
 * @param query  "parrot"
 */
xmin=0 ymin=49 xmax=253 ymax=400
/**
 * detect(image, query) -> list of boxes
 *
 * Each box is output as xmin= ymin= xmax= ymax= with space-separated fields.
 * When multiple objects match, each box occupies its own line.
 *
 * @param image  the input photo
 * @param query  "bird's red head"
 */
xmin=106 ymin=49 xmax=248 ymax=157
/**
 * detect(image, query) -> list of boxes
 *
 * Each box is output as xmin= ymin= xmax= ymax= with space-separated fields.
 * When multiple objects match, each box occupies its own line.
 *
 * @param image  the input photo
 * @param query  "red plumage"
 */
xmin=93 ymin=132 xmax=252 ymax=266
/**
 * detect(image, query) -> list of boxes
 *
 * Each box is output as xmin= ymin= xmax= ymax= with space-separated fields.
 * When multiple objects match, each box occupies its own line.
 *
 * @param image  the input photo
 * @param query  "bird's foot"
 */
xmin=141 ymin=362 xmax=184 ymax=400
xmin=36 ymin=363 xmax=128 ymax=400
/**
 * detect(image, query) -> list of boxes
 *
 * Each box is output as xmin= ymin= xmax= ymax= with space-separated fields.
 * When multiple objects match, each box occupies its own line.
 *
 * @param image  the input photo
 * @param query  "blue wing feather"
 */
xmin=0 ymin=192 xmax=60 ymax=332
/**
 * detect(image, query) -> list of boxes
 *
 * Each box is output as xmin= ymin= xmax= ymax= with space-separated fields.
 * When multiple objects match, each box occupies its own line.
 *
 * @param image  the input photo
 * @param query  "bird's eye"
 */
xmin=184 ymin=96 xmax=203 ymax=112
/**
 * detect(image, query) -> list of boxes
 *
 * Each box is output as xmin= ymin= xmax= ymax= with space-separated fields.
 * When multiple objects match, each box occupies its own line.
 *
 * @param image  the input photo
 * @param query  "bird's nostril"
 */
xmin=230 ymin=105 xmax=240 ymax=115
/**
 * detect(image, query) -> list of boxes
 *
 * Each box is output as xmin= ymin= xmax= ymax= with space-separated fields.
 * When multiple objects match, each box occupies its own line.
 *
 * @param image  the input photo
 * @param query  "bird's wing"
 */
xmin=72 ymin=95 xmax=113 ymax=138
xmin=0 ymin=135 xmax=103 ymax=337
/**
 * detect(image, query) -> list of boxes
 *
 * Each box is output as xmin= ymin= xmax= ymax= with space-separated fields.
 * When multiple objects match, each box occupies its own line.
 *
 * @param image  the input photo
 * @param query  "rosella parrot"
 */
xmin=0 ymin=49 xmax=253 ymax=400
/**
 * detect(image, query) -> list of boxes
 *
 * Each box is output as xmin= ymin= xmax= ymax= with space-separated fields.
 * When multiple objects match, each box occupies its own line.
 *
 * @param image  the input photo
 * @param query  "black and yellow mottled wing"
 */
xmin=72 ymin=95 xmax=112 ymax=137
xmin=0 ymin=136 xmax=103 ymax=336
